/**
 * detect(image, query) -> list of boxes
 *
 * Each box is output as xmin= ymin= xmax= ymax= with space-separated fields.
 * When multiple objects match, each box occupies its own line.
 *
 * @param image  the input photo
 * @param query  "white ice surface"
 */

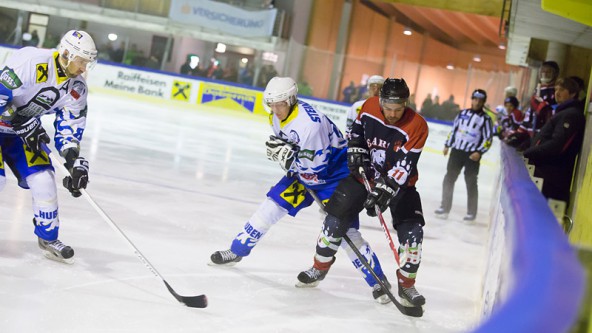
xmin=0 ymin=92 xmax=500 ymax=333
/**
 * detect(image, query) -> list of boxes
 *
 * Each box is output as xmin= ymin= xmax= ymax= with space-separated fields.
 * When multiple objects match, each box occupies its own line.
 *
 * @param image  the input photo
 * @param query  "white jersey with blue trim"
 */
xmin=0 ymin=47 xmax=89 ymax=153
xmin=270 ymin=100 xmax=348 ymax=189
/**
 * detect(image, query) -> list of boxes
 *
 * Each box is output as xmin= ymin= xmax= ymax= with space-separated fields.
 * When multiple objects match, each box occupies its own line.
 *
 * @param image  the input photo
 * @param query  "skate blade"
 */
xmin=295 ymin=281 xmax=320 ymax=288
xmin=42 ymin=251 xmax=74 ymax=264
xmin=375 ymin=295 xmax=392 ymax=304
xmin=207 ymin=260 xmax=239 ymax=267
xmin=399 ymin=296 xmax=425 ymax=307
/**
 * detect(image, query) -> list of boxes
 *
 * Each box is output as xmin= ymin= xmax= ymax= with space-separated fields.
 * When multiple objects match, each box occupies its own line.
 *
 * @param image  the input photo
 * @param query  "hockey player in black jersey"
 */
xmin=297 ymin=78 xmax=429 ymax=307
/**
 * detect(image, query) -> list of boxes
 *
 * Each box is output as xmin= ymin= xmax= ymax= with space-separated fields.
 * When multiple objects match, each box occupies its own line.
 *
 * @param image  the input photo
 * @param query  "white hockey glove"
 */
xmin=12 ymin=117 xmax=50 ymax=154
xmin=265 ymin=136 xmax=296 ymax=172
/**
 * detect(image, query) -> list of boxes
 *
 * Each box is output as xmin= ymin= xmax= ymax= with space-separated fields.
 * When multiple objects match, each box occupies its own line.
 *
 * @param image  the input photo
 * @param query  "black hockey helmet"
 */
xmin=471 ymin=89 xmax=487 ymax=102
xmin=380 ymin=78 xmax=410 ymax=104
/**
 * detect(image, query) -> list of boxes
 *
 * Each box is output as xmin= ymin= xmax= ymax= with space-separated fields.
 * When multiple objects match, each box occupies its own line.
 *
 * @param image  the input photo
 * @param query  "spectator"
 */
xmin=507 ymin=61 xmax=559 ymax=150
xmin=523 ymin=78 xmax=585 ymax=208
xmin=441 ymin=94 xmax=460 ymax=121
xmin=180 ymin=57 xmax=192 ymax=75
xmin=408 ymin=93 xmax=417 ymax=111
xmin=497 ymin=96 xmax=523 ymax=140
xmin=420 ymin=93 xmax=433 ymax=118
xmin=342 ymin=81 xmax=356 ymax=103
xmin=110 ymin=41 xmax=125 ymax=63
xmin=22 ymin=30 xmax=40 ymax=47
xmin=434 ymin=89 xmax=494 ymax=221
xmin=297 ymin=81 xmax=313 ymax=96
xmin=145 ymin=55 xmax=160 ymax=69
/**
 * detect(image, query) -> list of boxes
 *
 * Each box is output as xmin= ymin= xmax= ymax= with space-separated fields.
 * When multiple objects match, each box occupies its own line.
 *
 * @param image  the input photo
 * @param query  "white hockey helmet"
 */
xmin=263 ymin=77 xmax=298 ymax=113
xmin=367 ymin=75 xmax=385 ymax=88
xmin=58 ymin=30 xmax=98 ymax=69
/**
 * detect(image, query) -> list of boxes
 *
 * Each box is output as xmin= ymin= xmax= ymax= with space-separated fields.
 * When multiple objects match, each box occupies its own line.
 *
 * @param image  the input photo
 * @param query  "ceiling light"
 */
xmin=473 ymin=55 xmax=482 ymax=62
xmin=498 ymin=42 xmax=506 ymax=50
xmin=403 ymin=27 xmax=412 ymax=36
xmin=446 ymin=63 xmax=454 ymax=70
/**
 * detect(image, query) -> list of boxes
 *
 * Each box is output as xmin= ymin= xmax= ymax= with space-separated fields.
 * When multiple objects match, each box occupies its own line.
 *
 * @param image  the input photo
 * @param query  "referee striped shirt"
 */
xmin=445 ymin=108 xmax=493 ymax=154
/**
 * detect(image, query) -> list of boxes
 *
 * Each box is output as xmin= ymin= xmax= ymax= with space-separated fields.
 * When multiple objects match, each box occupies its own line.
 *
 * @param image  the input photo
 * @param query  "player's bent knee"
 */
xmin=26 ymin=170 xmax=58 ymax=202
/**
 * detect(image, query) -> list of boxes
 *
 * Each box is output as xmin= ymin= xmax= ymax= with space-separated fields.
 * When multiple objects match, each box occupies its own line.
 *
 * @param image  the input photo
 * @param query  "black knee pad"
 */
xmin=396 ymin=221 xmax=423 ymax=246
xmin=322 ymin=214 xmax=350 ymax=239
xmin=325 ymin=176 xmax=366 ymax=220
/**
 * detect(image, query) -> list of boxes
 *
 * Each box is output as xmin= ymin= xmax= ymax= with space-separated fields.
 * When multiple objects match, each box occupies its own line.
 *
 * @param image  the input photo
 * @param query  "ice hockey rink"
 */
xmin=0 ymin=91 xmax=501 ymax=333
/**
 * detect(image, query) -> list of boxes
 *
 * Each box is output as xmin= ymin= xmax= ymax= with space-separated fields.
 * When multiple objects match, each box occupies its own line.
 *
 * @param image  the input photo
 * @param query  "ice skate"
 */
xmin=434 ymin=208 xmax=449 ymax=219
xmin=296 ymin=257 xmax=335 ymax=288
xmin=463 ymin=214 xmax=476 ymax=222
xmin=38 ymin=238 xmax=75 ymax=264
xmin=372 ymin=278 xmax=392 ymax=304
xmin=398 ymin=283 xmax=425 ymax=306
xmin=209 ymin=249 xmax=242 ymax=266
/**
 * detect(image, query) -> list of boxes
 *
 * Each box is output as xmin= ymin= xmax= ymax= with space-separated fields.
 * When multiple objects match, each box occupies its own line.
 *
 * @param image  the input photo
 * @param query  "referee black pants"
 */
xmin=440 ymin=149 xmax=480 ymax=215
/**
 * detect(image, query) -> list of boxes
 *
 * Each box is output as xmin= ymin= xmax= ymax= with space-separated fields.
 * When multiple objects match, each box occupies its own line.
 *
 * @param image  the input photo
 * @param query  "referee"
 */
xmin=435 ymin=89 xmax=494 ymax=221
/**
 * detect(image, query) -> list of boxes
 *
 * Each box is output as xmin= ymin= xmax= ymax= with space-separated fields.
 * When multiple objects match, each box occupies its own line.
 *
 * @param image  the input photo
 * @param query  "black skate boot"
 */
xmin=372 ymin=278 xmax=392 ymax=304
xmin=209 ymin=249 xmax=242 ymax=266
xmin=38 ymin=238 xmax=75 ymax=264
xmin=296 ymin=257 xmax=335 ymax=288
xmin=397 ymin=269 xmax=425 ymax=306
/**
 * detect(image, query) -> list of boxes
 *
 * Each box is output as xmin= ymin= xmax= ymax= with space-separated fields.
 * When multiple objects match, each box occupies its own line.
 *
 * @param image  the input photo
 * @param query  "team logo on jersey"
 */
xmin=0 ymin=146 xmax=4 ymax=169
xmin=280 ymin=180 xmax=306 ymax=207
xmin=0 ymin=66 xmax=23 ymax=89
xmin=16 ymin=87 xmax=60 ymax=117
xmin=70 ymin=81 xmax=86 ymax=100
xmin=36 ymin=63 xmax=49 ymax=83
xmin=24 ymin=145 xmax=50 ymax=166
xmin=297 ymin=149 xmax=320 ymax=161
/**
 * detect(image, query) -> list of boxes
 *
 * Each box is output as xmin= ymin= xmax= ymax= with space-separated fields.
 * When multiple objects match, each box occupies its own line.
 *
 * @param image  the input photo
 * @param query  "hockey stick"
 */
xmin=48 ymin=150 xmax=208 ymax=308
xmin=305 ymin=188 xmax=423 ymax=317
xmin=358 ymin=168 xmax=403 ymax=267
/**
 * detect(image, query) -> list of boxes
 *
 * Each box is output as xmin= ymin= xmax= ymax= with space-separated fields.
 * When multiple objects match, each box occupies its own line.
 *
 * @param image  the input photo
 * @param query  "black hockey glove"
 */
xmin=63 ymin=157 xmax=89 ymax=198
xmin=347 ymin=138 xmax=371 ymax=177
xmin=364 ymin=177 xmax=399 ymax=217
xmin=266 ymin=136 xmax=297 ymax=172
xmin=12 ymin=117 xmax=50 ymax=154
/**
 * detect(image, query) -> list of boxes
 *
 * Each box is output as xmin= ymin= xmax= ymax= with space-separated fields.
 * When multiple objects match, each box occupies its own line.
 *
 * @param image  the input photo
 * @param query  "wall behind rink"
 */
xmin=89 ymin=60 xmax=351 ymax=133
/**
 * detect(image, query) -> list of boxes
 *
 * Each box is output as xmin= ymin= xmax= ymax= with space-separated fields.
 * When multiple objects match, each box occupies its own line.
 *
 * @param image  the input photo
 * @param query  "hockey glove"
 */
xmin=266 ymin=136 xmax=296 ymax=172
xmin=12 ymin=117 xmax=50 ymax=154
xmin=364 ymin=177 xmax=399 ymax=217
xmin=63 ymin=157 xmax=89 ymax=198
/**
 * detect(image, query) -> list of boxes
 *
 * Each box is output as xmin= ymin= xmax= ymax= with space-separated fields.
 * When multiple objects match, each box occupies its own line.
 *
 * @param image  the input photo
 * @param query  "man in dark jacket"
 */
xmin=523 ymin=77 xmax=585 ymax=207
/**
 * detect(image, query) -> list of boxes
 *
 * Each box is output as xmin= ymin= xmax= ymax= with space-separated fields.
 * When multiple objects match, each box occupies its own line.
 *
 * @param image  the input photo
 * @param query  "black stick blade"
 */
xmin=163 ymin=280 xmax=208 ymax=308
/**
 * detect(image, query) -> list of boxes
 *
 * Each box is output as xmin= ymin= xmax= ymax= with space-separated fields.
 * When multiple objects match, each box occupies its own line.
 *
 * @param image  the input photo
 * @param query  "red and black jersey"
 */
xmin=350 ymin=96 xmax=429 ymax=187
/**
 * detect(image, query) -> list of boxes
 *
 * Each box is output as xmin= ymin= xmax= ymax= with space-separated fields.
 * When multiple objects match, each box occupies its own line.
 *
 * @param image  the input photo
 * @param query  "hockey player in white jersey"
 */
xmin=0 ymin=30 xmax=97 ymax=263
xmin=210 ymin=77 xmax=393 ymax=303
xmin=345 ymin=75 xmax=384 ymax=136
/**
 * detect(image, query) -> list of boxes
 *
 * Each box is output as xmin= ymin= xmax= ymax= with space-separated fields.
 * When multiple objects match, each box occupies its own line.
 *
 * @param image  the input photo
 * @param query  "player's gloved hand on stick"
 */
xmin=63 ymin=157 xmax=89 ymax=198
xmin=266 ymin=136 xmax=296 ymax=172
xmin=364 ymin=177 xmax=399 ymax=217
xmin=12 ymin=117 xmax=50 ymax=154
xmin=347 ymin=137 xmax=371 ymax=177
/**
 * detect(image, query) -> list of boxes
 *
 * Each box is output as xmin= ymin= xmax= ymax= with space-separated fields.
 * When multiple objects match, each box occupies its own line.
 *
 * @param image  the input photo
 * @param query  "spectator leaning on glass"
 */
xmin=506 ymin=61 xmax=559 ymax=150
xmin=523 ymin=77 xmax=585 ymax=208
xmin=434 ymin=89 xmax=494 ymax=222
